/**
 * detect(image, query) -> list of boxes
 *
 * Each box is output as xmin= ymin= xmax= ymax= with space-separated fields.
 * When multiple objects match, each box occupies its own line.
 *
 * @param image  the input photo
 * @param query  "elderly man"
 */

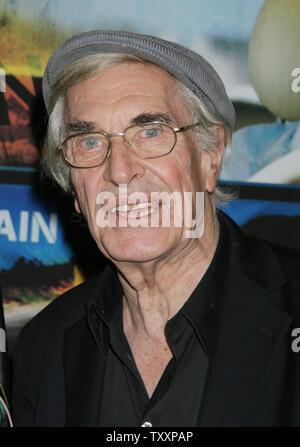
xmin=12 ymin=30 xmax=300 ymax=427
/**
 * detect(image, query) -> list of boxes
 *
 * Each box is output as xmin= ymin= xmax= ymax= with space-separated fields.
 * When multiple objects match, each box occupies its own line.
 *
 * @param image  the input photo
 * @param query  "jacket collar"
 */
xmin=197 ymin=211 xmax=293 ymax=426
xmin=222 ymin=210 xmax=287 ymax=295
xmin=63 ymin=264 xmax=120 ymax=427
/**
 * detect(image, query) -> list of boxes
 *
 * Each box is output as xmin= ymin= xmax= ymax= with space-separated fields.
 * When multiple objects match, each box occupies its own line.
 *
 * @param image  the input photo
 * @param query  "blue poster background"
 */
xmin=0 ymin=184 xmax=73 ymax=271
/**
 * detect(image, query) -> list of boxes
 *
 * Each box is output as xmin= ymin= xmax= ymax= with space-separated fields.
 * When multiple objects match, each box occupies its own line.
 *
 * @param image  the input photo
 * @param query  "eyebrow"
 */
xmin=64 ymin=113 xmax=172 ymax=136
xmin=64 ymin=120 xmax=96 ymax=135
xmin=130 ymin=113 xmax=172 ymax=125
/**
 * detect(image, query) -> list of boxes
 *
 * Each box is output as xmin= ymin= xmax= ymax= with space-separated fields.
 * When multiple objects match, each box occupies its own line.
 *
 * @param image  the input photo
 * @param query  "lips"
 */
xmin=111 ymin=201 xmax=159 ymax=217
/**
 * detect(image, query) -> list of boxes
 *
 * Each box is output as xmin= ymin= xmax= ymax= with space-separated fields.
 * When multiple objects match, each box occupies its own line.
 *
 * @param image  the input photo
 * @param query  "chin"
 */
xmin=99 ymin=227 xmax=176 ymax=263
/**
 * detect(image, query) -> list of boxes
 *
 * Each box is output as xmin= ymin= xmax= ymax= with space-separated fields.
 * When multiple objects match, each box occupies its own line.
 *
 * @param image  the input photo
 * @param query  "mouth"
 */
xmin=110 ymin=201 xmax=159 ymax=218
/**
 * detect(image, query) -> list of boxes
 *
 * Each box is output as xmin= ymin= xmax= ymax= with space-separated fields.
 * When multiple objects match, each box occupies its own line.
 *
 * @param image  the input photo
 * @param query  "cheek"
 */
xmin=148 ymin=159 xmax=183 ymax=191
xmin=71 ymin=169 xmax=100 ymax=217
xmin=179 ymin=136 xmax=206 ymax=190
xmin=164 ymin=142 xmax=202 ymax=192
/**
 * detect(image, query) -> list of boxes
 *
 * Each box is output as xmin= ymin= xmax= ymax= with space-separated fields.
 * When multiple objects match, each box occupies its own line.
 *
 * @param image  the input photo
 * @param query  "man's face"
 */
xmin=66 ymin=62 xmax=219 ymax=263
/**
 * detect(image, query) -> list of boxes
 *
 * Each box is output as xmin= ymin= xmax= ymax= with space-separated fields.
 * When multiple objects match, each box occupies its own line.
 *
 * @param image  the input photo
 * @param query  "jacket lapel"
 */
xmin=63 ymin=264 xmax=122 ymax=427
xmin=63 ymin=316 xmax=107 ymax=427
xmin=198 ymin=279 xmax=293 ymax=426
xmin=198 ymin=213 xmax=294 ymax=426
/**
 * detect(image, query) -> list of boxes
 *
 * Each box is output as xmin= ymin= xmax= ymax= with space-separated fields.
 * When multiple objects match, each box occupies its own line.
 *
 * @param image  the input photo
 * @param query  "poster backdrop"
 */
xmin=0 ymin=0 xmax=299 ymax=350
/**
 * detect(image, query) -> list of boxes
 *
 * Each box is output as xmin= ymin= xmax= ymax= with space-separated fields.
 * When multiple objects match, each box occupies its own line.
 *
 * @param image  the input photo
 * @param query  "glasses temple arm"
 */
xmin=174 ymin=122 xmax=201 ymax=133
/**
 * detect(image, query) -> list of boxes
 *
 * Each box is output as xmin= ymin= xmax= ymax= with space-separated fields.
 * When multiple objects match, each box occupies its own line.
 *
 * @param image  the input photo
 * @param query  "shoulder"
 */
xmin=13 ymin=267 xmax=108 ymax=353
xmin=268 ymin=241 xmax=300 ymax=269
xmin=245 ymin=233 xmax=300 ymax=292
xmin=220 ymin=209 xmax=300 ymax=270
xmin=219 ymin=210 xmax=300 ymax=306
xmin=267 ymin=241 xmax=300 ymax=304
xmin=11 ymin=268 xmax=113 ymax=426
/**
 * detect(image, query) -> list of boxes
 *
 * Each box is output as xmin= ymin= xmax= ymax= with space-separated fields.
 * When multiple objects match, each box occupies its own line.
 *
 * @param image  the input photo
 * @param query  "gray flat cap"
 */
xmin=42 ymin=30 xmax=235 ymax=129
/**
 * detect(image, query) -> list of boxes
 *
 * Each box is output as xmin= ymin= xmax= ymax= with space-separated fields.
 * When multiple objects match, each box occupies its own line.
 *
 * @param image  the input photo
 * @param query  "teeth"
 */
xmin=111 ymin=202 xmax=156 ymax=213
xmin=130 ymin=207 xmax=156 ymax=218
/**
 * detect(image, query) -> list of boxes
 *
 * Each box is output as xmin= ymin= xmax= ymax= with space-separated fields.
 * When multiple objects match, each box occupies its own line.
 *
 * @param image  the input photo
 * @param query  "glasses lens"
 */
xmin=64 ymin=132 xmax=108 ymax=167
xmin=125 ymin=123 xmax=176 ymax=158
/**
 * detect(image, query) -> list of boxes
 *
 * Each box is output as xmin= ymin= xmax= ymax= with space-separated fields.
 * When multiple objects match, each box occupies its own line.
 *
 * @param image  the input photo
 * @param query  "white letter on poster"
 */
xmin=31 ymin=212 xmax=57 ymax=244
xmin=0 ymin=210 xmax=17 ymax=241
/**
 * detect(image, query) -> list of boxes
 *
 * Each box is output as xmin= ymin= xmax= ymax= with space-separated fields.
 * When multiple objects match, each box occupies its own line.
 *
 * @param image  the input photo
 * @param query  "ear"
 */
xmin=205 ymin=126 xmax=226 ymax=194
xmin=74 ymin=198 xmax=81 ymax=214
xmin=72 ymin=190 xmax=81 ymax=214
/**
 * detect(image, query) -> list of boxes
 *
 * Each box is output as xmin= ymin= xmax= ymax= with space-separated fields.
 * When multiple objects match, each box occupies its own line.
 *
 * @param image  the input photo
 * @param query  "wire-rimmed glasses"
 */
xmin=57 ymin=121 xmax=200 ymax=168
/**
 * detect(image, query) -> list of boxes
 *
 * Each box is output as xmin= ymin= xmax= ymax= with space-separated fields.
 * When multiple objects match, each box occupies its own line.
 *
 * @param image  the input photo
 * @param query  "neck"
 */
xmin=114 ymin=200 xmax=219 ymax=338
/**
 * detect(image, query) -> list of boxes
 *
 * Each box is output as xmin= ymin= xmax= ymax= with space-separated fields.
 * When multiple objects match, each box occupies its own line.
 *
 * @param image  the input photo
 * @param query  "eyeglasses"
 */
xmin=57 ymin=121 xmax=200 ymax=168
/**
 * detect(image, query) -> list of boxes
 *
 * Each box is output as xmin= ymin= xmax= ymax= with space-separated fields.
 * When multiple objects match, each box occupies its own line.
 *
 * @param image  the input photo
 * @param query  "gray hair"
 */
xmin=41 ymin=52 xmax=234 ymax=204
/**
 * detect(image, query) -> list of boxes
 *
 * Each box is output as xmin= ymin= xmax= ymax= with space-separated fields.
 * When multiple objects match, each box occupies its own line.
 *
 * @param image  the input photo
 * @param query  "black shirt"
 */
xmin=89 ymin=217 xmax=228 ymax=427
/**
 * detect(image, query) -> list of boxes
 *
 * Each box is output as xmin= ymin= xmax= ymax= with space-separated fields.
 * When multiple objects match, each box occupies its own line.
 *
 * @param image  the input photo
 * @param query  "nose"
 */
xmin=103 ymin=135 xmax=145 ymax=185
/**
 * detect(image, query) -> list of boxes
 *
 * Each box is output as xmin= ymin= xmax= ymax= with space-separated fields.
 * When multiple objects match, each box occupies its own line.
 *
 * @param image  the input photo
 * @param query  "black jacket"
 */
xmin=12 ymin=212 xmax=300 ymax=426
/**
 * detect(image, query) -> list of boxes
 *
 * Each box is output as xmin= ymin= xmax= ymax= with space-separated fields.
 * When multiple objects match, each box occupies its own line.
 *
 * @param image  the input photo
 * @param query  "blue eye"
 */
xmin=142 ymin=128 xmax=160 ymax=138
xmin=83 ymin=137 xmax=100 ymax=149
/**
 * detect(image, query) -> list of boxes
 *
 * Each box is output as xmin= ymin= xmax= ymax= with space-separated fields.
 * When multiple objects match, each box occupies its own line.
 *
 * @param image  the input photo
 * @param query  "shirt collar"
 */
xmin=177 ymin=214 xmax=230 ymax=356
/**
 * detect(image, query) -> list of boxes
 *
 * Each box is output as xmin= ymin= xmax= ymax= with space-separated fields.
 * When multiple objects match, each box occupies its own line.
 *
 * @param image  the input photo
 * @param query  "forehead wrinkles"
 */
xmin=92 ymin=62 xmax=177 ymax=85
xmin=72 ymin=80 xmax=175 ymax=106
xmin=69 ymin=63 xmax=177 ymax=100
xmin=65 ymin=63 xmax=189 ymax=123
xmin=96 ymin=73 xmax=175 ymax=91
